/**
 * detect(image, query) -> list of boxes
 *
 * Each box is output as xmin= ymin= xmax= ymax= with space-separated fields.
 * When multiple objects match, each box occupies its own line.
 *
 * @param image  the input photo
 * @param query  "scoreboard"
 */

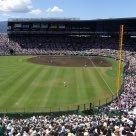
xmin=8 ymin=19 xmax=92 ymax=35
xmin=8 ymin=19 xmax=68 ymax=33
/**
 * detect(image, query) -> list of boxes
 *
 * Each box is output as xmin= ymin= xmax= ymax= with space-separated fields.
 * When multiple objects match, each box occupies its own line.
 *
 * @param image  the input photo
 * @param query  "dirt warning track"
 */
xmin=28 ymin=55 xmax=112 ymax=67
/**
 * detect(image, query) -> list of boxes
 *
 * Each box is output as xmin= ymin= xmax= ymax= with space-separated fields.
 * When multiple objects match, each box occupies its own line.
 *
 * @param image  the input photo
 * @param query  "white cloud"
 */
xmin=29 ymin=9 xmax=42 ymax=15
xmin=47 ymin=6 xmax=63 ymax=14
xmin=0 ymin=0 xmax=32 ymax=12
xmin=0 ymin=0 xmax=42 ymax=15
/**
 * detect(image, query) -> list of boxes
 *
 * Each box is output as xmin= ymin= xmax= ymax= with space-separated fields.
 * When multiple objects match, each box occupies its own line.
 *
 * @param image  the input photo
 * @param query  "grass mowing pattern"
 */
xmin=0 ymin=56 xmax=118 ymax=112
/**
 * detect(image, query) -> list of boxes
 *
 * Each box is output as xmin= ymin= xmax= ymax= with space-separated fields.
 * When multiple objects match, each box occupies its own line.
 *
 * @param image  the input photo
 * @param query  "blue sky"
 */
xmin=0 ymin=0 xmax=136 ymax=21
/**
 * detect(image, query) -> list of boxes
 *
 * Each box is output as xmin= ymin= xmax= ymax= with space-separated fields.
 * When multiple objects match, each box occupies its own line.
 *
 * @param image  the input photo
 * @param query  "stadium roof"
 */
xmin=8 ymin=17 xmax=136 ymax=22
xmin=8 ymin=18 xmax=80 ymax=22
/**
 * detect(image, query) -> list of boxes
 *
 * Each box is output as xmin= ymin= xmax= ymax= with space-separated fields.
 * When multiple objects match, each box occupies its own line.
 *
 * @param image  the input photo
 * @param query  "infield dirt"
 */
xmin=28 ymin=55 xmax=112 ymax=67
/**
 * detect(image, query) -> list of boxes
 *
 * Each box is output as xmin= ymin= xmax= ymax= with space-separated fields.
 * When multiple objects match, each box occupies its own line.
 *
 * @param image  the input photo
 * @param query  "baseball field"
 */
xmin=0 ymin=55 xmax=120 ymax=112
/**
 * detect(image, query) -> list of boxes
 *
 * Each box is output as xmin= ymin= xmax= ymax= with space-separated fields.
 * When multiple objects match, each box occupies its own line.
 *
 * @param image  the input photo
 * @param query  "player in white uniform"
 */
xmin=64 ymin=81 xmax=67 ymax=87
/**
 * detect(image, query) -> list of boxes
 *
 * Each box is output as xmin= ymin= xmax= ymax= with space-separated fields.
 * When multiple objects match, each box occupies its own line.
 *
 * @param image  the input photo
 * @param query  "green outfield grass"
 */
xmin=0 ymin=56 xmax=119 ymax=112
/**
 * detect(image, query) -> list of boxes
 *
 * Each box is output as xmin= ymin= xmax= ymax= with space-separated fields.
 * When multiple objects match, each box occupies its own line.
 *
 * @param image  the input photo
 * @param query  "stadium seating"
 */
xmin=0 ymin=33 xmax=135 ymax=135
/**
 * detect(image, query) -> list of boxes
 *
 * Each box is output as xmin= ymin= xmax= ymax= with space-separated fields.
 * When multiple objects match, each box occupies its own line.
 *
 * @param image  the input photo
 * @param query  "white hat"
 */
xmin=84 ymin=131 xmax=89 ymax=136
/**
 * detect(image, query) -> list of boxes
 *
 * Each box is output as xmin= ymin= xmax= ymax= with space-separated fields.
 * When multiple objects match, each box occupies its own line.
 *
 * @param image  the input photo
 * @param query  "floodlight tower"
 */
xmin=116 ymin=25 xmax=124 ymax=108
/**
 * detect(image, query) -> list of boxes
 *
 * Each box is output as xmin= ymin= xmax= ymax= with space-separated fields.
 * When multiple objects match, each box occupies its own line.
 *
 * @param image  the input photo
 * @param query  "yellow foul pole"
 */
xmin=116 ymin=25 xmax=124 ymax=108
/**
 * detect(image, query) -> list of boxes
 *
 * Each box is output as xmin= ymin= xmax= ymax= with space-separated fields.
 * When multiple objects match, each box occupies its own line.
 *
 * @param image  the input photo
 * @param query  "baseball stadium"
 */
xmin=0 ymin=18 xmax=128 ymax=112
xmin=0 ymin=13 xmax=136 ymax=136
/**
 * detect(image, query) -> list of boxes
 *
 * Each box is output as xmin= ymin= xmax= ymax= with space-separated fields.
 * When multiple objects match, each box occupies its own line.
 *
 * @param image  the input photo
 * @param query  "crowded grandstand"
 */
xmin=0 ymin=18 xmax=136 ymax=135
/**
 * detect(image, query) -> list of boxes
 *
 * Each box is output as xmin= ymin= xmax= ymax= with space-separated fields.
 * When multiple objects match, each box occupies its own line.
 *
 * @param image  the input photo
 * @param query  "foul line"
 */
xmin=88 ymin=57 xmax=114 ymax=96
